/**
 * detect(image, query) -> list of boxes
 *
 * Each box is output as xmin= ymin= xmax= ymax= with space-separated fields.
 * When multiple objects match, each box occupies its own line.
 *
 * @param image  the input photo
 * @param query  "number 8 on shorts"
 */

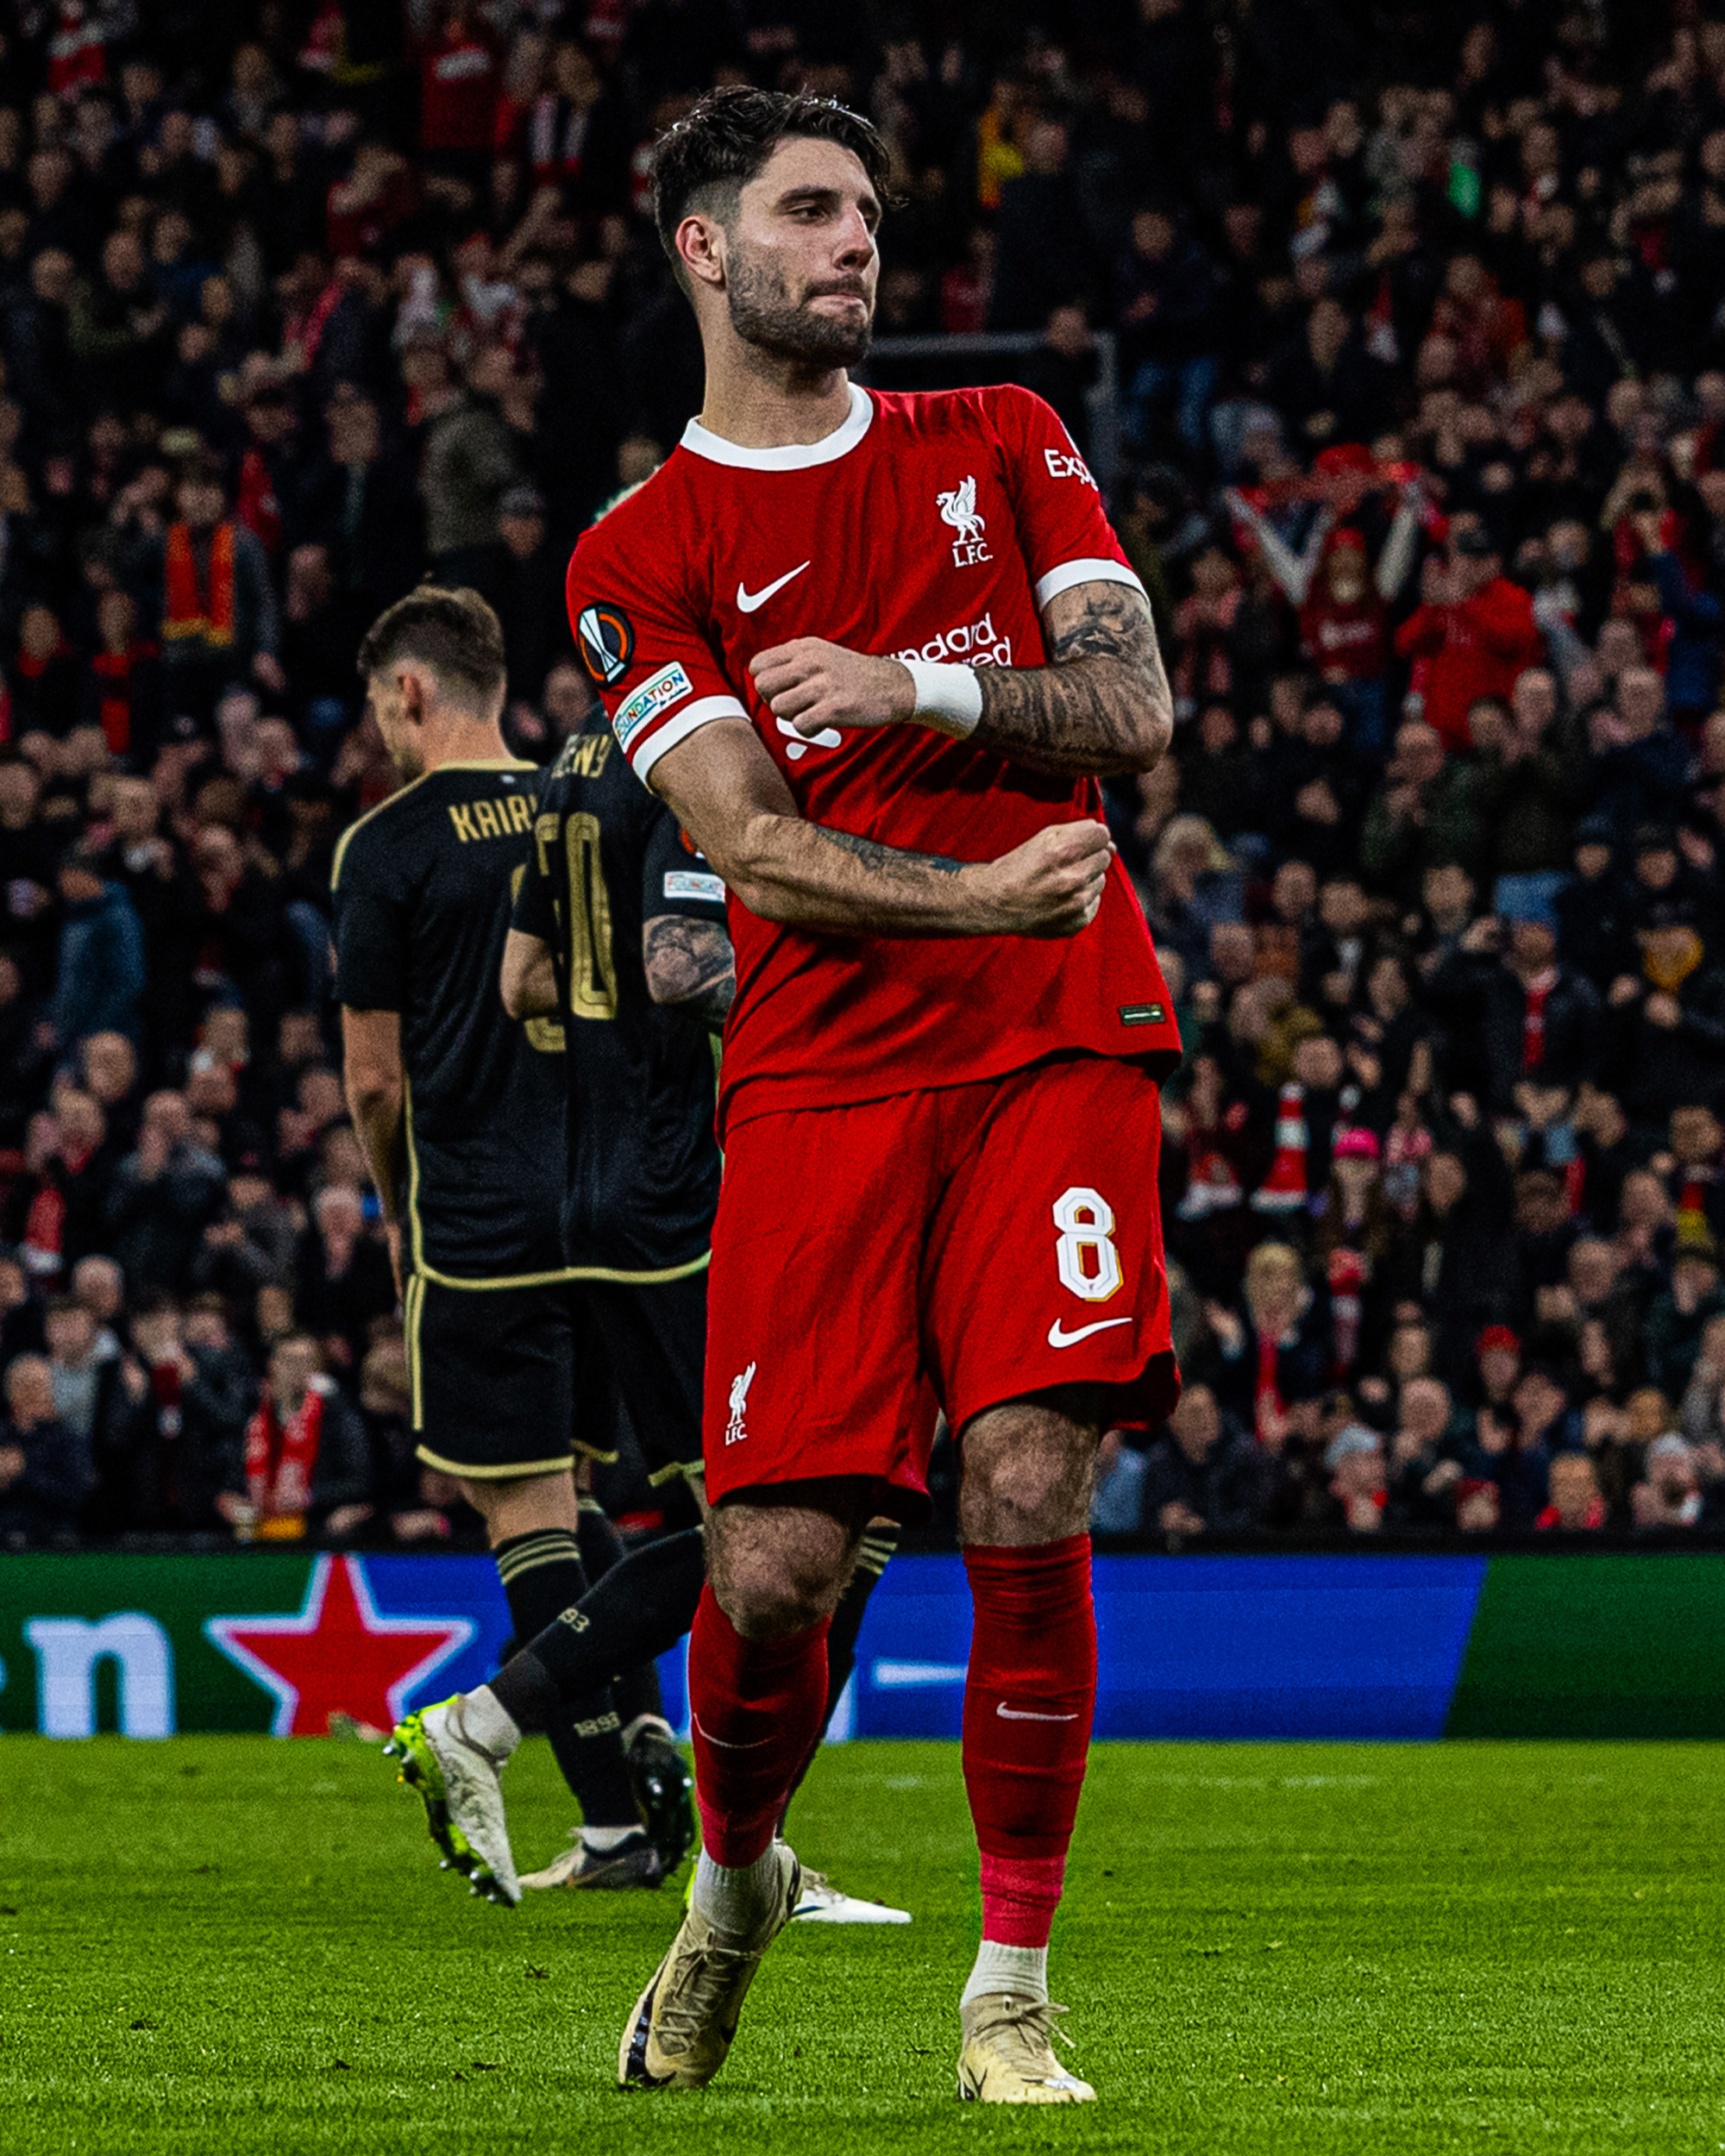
xmin=1053 ymin=1187 xmax=1122 ymax=1303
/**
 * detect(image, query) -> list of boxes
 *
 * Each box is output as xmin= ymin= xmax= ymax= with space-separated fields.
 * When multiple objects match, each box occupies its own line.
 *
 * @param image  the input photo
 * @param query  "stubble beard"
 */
xmin=725 ymin=248 xmax=872 ymax=370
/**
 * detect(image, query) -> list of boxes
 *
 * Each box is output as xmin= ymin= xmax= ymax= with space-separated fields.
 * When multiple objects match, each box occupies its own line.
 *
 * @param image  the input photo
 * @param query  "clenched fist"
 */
xmin=750 ymin=638 xmax=915 ymax=736
xmin=972 ymin=820 xmax=1114 ymax=938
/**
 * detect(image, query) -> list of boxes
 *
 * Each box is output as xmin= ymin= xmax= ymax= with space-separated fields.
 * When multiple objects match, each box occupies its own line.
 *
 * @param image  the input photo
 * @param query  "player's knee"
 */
xmin=714 ymin=1548 xmax=843 ymax=1638
xmin=707 ymin=1510 xmax=852 ymax=1639
xmin=718 ymin=1571 xmax=829 ymax=1639
xmin=961 ymin=1417 xmax=1096 ymax=1540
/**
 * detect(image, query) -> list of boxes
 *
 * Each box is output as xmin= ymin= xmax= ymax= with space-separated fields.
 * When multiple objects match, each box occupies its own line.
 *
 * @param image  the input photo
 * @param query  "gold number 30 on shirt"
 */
xmin=1053 ymin=1186 xmax=1122 ymax=1302
xmin=561 ymin=811 xmax=618 ymax=1022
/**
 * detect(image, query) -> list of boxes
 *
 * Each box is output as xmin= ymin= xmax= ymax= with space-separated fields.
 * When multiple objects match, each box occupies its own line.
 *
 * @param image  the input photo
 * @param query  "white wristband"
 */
xmin=901 ymin=659 xmax=982 ymax=738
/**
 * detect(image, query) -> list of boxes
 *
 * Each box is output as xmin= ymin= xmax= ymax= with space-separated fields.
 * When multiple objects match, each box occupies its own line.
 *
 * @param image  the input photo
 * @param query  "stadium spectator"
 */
xmin=125 ymin=1292 xmax=254 ymax=1532
xmin=1393 ymin=528 xmax=1541 ymax=753
xmin=1537 ymin=1452 xmax=1608 ymax=1532
xmin=1319 ymin=1423 xmax=1388 ymax=1534
xmin=0 ymin=1350 xmax=93 ymax=1543
xmin=43 ymin=1288 xmax=127 ymax=1527
xmin=1360 ymin=723 xmax=1486 ymax=906
xmin=1384 ymin=1376 xmax=1463 ymax=1532
xmin=1631 ymin=1432 xmax=1707 ymax=1532
xmin=1137 ymin=1382 xmax=1270 ymax=1540
xmin=294 ymin=1182 xmax=394 ymax=1374
xmin=1088 ymin=1426 xmax=1149 ymax=1536
xmin=150 ymin=454 xmax=284 ymax=725
xmin=421 ymin=340 xmax=521 ymax=592
xmin=47 ymin=843 xmax=146 ymax=1051
xmin=214 ymin=1332 xmax=369 ymax=1544
xmin=103 ymin=1089 xmax=227 ymax=1294
xmin=1201 ymin=1241 xmax=1330 ymax=1446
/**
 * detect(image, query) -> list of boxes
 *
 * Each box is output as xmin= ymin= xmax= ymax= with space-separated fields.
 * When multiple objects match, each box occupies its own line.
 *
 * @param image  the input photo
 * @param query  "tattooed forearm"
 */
xmin=651 ymin=712 xmax=994 ymax=939
xmin=973 ymin=580 xmax=1173 ymax=776
xmin=810 ymin=824 xmax=965 ymax=878
xmin=643 ymin=915 xmax=737 ymax=1027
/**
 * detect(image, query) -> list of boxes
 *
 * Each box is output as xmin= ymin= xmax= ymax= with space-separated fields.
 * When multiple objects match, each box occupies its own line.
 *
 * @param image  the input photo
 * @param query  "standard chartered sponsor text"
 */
xmin=894 ymin=611 xmax=1013 ymax=667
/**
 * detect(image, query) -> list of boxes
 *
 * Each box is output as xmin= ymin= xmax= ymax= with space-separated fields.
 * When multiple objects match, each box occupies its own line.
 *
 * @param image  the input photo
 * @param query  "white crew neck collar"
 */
xmin=680 ymin=382 xmax=873 ymax=470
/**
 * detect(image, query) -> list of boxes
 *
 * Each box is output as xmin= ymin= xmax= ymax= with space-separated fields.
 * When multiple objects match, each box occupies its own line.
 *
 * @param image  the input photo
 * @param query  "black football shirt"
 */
xmin=511 ymin=714 xmax=725 ymax=1274
xmin=331 ymin=759 xmax=568 ymax=1282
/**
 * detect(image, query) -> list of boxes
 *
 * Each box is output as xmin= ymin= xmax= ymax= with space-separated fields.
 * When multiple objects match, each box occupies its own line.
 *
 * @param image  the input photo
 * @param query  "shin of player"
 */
xmin=957 ymin=1403 xmax=1100 ymax=2012
xmin=686 ymin=1410 xmax=1101 ymax=1983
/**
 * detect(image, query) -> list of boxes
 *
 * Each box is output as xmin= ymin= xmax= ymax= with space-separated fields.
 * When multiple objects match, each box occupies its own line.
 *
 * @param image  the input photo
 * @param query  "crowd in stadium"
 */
xmin=3 ymin=0 xmax=1725 ymax=1546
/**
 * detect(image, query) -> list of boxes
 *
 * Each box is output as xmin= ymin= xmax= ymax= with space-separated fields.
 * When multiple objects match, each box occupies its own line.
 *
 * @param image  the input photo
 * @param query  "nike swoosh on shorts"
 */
xmin=996 ymin=1704 xmax=1080 ymax=1721
xmin=737 ymin=562 xmax=811 ymax=612
xmin=1045 ymin=1316 xmax=1132 ymax=1349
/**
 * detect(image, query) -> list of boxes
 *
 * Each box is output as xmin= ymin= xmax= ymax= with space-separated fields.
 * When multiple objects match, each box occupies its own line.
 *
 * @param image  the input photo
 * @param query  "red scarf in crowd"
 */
xmin=1254 ymin=1328 xmax=1285 ymax=1444
xmin=1521 ymin=968 xmax=1556 ymax=1071
xmin=90 ymin=638 xmax=157 ymax=754
xmin=246 ymin=1385 xmax=323 ymax=1517
xmin=163 ymin=523 xmax=235 ymax=648
xmin=22 ymin=1136 xmax=98 ymax=1278
xmin=235 ymin=449 xmax=281 ymax=557
xmin=1327 ymin=1244 xmax=1367 ymax=1379
xmin=48 ymin=2 xmax=106 ymax=96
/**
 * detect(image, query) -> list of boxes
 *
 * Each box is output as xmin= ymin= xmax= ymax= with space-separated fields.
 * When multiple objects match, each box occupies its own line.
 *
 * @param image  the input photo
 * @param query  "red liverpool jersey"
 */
xmin=566 ymin=381 xmax=1181 ymax=1131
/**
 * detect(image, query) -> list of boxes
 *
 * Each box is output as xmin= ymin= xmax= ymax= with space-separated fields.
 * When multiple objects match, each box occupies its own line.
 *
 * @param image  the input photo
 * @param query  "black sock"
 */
xmin=579 ymin=1499 xmax=668 ymax=1731
xmin=492 ymin=1528 xmax=637 ymax=1829
xmin=575 ymin=1497 xmax=625 ymax=1583
xmin=781 ymin=1521 xmax=900 ymax=1825
xmin=821 ymin=1522 xmax=899 ymax=1730
xmin=491 ymin=1526 xmax=706 ymax=1735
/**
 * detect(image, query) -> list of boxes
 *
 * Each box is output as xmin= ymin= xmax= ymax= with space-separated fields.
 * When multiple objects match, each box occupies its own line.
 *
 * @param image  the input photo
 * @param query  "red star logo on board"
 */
xmin=206 ymin=1555 xmax=472 ymax=1738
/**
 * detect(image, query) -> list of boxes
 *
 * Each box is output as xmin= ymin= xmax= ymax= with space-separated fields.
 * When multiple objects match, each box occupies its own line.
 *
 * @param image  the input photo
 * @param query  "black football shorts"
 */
xmin=571 ymin=1269 xmax=707 ymax=1485
xmin=405 ymin=1275 xmax=587 ymax=1480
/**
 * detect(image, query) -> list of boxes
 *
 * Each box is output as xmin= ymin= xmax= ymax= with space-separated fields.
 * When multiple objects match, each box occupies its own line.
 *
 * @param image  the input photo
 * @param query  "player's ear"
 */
xmin=676 ymin=211 xmax=725 ymax=292
xmin=397 ymin=663 xmax=428 ymax=729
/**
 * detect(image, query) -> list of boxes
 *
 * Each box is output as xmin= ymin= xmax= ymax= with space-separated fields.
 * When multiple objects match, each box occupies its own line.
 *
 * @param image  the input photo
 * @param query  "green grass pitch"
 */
xmin=3 ymin=1735 xmax=1724 ymax=2153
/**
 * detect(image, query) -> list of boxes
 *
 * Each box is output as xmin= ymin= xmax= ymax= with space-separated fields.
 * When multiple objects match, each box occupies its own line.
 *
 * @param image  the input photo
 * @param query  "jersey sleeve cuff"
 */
xmin=627 ymin=695 xmax=750 ymax=784
xmin=1032 ymin=557 xmax=1148 ymax=610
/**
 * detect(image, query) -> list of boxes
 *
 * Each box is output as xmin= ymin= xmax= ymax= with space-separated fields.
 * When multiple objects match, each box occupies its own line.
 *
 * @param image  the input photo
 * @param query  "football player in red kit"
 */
xmin=571 ymin=88 xmax=1182 ymax=2103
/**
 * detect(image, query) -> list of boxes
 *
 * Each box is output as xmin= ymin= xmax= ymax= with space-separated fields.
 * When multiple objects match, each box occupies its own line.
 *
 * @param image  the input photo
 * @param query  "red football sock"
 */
xmin=962 ymin=1536 xmax=1097 ymax=1948
xmin=687 ymin=1584 xmax=830 ymax=1868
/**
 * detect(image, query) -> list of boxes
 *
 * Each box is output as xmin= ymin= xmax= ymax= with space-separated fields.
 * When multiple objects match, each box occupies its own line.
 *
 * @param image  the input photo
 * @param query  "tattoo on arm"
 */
xmin=809 ymin=824 xmax=964 ymax=879
xmin=974 ymin=582 xmax=1172 ymax=776
xmin=648 ymin=717 xmax=985 ymax=939
xmin=643 ymin=915 xmax=737 ymax=1026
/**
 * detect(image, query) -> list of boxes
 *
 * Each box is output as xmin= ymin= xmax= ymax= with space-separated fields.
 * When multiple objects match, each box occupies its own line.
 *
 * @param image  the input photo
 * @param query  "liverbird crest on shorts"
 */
xmin=724 ymin=1361 xmax=757 ymax=1446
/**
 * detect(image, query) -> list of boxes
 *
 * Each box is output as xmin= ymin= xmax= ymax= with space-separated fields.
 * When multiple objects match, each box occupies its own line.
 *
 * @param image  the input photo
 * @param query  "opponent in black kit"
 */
xmin=333 ymin=586 xmax=668 ymax=1896
xmin=508 ymin=711 xmax=727 ymax=1489
xmin=396 ymin=701 xmax=908 ymax=1920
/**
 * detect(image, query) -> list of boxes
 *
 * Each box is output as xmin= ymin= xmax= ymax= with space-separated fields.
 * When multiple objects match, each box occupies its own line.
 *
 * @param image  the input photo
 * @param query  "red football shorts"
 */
xmin=702 ymin=1055 xmax=1178 ymax=1517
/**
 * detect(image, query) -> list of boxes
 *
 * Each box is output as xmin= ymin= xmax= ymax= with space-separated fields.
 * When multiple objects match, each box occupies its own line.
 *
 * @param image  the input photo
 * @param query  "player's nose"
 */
xmin=832 ymin=207 xmax=875 ymax=267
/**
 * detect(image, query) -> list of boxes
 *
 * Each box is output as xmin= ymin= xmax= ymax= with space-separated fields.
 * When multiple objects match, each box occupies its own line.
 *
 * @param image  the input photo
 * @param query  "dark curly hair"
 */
xmin=650 ymin=86 xmax=892 ymax=269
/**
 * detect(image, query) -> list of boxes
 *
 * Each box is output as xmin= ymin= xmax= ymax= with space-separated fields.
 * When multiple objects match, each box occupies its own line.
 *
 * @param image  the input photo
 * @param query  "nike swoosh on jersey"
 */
xmin=1045 ymin=1316 xmax=1132 ymax=1349
xmin=997 ymin=1703 xmax=1080 ymax=1721
xmin=737 ymin=561 xmax=812 ymax=612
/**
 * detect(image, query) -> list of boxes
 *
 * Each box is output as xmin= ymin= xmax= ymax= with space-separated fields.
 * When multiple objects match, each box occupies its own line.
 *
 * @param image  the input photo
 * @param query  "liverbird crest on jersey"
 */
xmin=937 ymin=475 xmax=992 ymax=566
xmin=724 ymin=1361 xmax=757 ymax=1445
